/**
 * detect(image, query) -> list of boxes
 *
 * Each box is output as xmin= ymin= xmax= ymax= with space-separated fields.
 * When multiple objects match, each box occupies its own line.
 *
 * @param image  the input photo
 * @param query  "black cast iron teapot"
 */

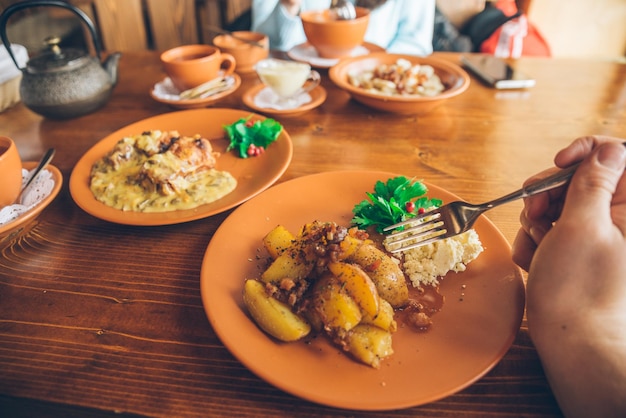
xmin=0 ymin=0 xmax=121 ymax=119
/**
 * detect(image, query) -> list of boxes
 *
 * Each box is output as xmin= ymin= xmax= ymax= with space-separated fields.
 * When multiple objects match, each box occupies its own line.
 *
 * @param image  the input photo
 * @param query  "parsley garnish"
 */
xmin=351 ymin=176 xmax=443 ymax=234
xmin=224 ymin=116 xmax=283 ymax=158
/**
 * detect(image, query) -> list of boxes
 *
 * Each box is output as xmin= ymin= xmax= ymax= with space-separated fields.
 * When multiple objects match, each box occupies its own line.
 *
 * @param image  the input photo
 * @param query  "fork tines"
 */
xmin=383 ymin=212 xmax=448 ymax=253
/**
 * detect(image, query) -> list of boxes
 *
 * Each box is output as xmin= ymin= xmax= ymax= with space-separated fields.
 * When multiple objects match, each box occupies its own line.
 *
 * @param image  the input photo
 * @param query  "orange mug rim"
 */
xmin=213 ymin=31 xmax=268 ymax=43
xmin=0 ymin=136 xmax=17 ymax=160
xmin=300 ymin=6 xmax=370 ymax=23
xmin=160 ymin=45 xmax=220 ymax=64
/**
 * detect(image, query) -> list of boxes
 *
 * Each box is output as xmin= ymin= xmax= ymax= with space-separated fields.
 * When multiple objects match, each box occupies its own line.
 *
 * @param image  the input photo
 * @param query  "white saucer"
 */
xmin=242 ymin=84 xmax=327 ymax=117
xmin=150 ymin=74 xmax=241 ymax=109
xmin=287 ymin=42 xmax=385 ymax=68
xmin=253 ymin=87 xmax=312 ymax=110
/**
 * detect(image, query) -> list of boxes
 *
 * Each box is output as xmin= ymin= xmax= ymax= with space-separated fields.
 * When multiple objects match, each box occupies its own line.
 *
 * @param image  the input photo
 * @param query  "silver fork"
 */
xmin=383 ymin=163 xmax=580 ymax=253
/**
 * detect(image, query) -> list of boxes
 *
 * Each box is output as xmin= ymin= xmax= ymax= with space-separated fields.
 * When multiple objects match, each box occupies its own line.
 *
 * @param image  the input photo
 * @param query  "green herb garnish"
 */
xmin=351 ymin=176 xmax=443 ymax=234
xmin=224 ymin=116 xmax=283 ymax=158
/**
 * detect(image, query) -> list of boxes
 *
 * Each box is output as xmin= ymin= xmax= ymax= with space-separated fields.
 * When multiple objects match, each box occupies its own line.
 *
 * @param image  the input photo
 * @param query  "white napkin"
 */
xmin=0 ymin=44 xmax=28 ymax=84
xmin=0 ymin=168 xmax=55 ymax=225
xmin=253 ymin=86 xmax=312 ymax=110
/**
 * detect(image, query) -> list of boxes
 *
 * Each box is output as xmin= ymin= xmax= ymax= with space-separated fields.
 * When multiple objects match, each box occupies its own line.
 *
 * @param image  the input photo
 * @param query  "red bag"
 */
xmin=480 ymin=0 xmax=551 ymax=57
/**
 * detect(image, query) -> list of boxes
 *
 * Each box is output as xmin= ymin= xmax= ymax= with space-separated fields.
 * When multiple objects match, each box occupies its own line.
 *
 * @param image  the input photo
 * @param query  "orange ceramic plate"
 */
xmin=242 ymin=84 xmax=327 ymax=117
xmin=201 ymin=171 xmax=525 ymax=411
xmin=69 ymin=108 xmax=293 ymax=226
xmin=150 ymin=74 xmax=241 ymax=109
xmin=0 ymin=162 xmax=62 ymax=241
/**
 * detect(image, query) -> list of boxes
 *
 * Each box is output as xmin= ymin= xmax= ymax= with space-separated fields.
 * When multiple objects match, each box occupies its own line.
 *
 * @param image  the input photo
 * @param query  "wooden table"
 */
xmin=1 ymin=51 xmax=625 ymax=417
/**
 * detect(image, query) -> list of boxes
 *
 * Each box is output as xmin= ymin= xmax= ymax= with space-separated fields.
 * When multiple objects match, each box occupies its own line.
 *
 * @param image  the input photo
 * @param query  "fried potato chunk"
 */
xmin=263 ymin=224 xmax=295 ymax=259
xmin=346 ymin=324 xmax=394 ymax=369
xmin=349 ymin=243 xmax=408 ymax=308
xmin=243 ymin=279 xmax=311 ymax=342
xmin=361 ymin=298 xmax=396 ymax=332
xmin=327 ymin=261 xmax=380 ymax=317
xmin=308 ymin=274 xmax=363 ymax=335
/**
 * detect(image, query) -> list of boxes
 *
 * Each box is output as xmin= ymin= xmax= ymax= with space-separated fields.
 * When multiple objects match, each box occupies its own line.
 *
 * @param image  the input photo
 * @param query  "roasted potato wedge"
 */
xmin=336 ymin=234 xmax=365 ymax=260
xmin=309 ymin=274 xmax=362 ymax=333
xmin=327 ymin=261 xmax=380 ymax=317
xmin=346 ymin=324 xmax=394 ymax=369
xmin=350 ymin=243 xmax=408 ymax=308
xmin=260 ymin=251 xmax=313 ymax=284
xmin=243 ymin=279 xmax=311 ymax=342
xmin=361 ymin=298 xmax=396 ymax=332
xmin=263 ymin=224 xmax=295 ymax=259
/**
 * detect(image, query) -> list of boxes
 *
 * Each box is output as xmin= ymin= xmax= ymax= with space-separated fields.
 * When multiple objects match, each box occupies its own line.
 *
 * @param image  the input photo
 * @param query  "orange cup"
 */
xmin=212 ymin=31 xmax=269 ymax=74
xmin=301 ymin=7 xmax=370 ymax=58
xmin=160 ymin=45 xmax=236 ymax=92
xmin=0 ymin=136 xmax=23 ymax=207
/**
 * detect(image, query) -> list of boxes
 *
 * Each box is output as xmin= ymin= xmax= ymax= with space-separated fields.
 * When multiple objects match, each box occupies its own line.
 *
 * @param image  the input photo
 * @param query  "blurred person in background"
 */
xmin=251 ymin=0 xmax=435 ymax=56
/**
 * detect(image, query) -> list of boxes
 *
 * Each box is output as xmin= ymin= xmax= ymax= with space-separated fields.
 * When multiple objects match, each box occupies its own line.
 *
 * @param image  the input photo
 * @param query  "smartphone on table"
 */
xmin=461 ymin=54 xmax=535 ymax=89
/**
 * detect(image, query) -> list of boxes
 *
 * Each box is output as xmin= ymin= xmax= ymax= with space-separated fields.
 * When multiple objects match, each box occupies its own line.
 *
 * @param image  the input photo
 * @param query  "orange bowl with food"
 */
xmin=329 ymin=52 xmax=470 ymax=115
xmin=300 ymin=7 xmax=370 ymax=59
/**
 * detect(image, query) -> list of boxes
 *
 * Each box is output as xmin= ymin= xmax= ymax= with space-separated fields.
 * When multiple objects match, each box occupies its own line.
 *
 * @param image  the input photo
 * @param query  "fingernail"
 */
xmin=597 ymin=143 xmax=626 ymax=170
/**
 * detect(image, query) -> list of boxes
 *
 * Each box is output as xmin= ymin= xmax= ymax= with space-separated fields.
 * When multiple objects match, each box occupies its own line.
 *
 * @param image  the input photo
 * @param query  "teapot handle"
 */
xmin=0 ymin=0 xmax=103 ymax=71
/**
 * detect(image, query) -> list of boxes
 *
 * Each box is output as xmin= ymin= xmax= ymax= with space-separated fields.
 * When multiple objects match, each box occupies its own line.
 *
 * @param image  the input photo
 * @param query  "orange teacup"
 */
xmin=160 ymin=45 xmax=236 ymax=92
xmin=0 ymin=136 xmax=23 ymax=207
xmin=212 ymin=31 xmax=269 ymax=74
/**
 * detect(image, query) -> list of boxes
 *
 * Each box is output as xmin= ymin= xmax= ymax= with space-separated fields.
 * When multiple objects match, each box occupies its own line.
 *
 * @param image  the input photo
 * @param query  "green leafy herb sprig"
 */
xmin=224 ymin=116 xmax=283 ymax=158
xmin=351 ymin=176 xmax=443 ymax=234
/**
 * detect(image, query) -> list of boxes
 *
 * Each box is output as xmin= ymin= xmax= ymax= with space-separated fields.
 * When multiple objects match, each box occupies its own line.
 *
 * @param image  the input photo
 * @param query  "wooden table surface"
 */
xmin=1 ymin=51 xmax=625 ymax=417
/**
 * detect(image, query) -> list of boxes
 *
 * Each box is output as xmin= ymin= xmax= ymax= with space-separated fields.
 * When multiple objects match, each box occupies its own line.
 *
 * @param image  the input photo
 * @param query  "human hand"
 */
xmin=522 ymin=136 xmax=626 ymax=319
xmin=512 ymin=136 xmax=626 ymax=271
xmin=513 ymin=135 xmax=626 ymax=417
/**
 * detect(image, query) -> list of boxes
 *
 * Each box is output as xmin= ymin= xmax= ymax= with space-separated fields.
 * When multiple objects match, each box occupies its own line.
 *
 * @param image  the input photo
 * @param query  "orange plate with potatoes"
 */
xmin=201 ymin=170 xmax=525 ymax=411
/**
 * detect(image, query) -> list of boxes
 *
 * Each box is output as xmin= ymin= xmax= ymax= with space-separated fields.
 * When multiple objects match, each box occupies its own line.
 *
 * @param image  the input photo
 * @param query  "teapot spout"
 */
xmin=103 ymin=52 xmax=122 ymax=86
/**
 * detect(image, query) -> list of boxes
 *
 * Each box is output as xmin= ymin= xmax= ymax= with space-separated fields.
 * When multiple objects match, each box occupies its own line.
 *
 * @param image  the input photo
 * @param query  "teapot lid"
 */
xmin=26 ymin=36 xmax=90 ymax=74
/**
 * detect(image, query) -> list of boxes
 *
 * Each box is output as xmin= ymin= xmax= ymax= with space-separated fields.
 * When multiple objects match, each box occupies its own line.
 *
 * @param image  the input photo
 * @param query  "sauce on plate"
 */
xmin=89 ymin=130 xmax=236 ymax=212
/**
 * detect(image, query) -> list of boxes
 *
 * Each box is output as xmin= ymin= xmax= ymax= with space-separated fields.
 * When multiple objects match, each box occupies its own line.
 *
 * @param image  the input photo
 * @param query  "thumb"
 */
xmin=560 ymin=142 xmax=626 ymax=223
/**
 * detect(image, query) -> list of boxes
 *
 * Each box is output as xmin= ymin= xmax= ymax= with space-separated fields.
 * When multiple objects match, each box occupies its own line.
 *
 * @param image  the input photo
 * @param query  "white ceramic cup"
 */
xmin=254 ymin=59 xmax=320 ymax=106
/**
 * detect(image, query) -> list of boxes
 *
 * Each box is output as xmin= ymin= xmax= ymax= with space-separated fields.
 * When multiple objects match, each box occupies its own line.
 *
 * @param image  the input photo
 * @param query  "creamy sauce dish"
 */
xmin=90 ymin=130 xmax=236 ymax=212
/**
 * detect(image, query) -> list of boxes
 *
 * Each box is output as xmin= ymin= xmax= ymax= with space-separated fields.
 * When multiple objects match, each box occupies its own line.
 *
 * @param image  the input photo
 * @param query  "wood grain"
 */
xmin=1 ymin=51 xmax=625 ymax=417
xmin=92 ymin=0 xmax=148 ymax=51
xmin=146 ymin=0 xmax=199 ymax=51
